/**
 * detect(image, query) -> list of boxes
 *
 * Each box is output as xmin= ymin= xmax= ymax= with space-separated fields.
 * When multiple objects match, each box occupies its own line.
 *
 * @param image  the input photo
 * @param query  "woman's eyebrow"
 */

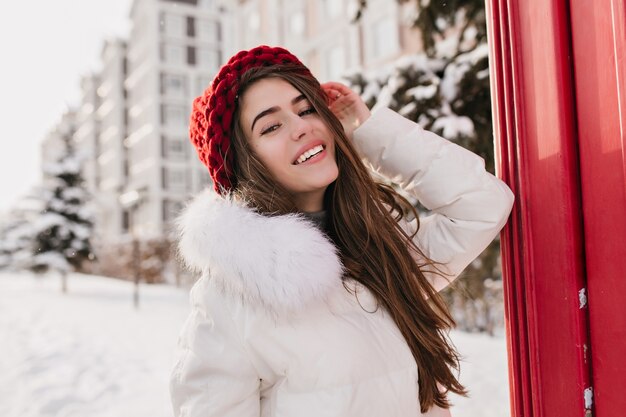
xmin=251 ymin=94 xmax=307 ymax=131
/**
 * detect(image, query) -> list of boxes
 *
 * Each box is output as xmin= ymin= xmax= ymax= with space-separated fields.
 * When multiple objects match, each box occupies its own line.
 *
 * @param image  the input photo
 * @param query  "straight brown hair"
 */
xmin=227 ymin=65 xmax=468 ymax=413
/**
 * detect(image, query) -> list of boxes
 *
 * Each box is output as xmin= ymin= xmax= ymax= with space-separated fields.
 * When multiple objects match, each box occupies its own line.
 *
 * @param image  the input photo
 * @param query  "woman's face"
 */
xmin=239 ymin=77 xmax=339 ymax=212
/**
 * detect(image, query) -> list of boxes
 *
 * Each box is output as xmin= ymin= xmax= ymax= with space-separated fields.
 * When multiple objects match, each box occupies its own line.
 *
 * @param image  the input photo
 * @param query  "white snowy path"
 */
xmin=0 ymin=272 xmax=511 ymax=417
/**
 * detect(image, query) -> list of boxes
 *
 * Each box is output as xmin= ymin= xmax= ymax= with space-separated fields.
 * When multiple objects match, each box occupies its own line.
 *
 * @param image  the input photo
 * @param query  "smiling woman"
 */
xmin=171 ymin=45 xmax=514 ymax=417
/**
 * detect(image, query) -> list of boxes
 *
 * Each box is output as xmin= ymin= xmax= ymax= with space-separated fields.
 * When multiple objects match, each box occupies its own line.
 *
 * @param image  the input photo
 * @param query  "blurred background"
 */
xmin=0 ymin=1 xmax=510 ymax=416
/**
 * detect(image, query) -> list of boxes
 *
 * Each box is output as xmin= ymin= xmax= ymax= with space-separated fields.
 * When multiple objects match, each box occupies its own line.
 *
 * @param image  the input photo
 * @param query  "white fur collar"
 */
xmin=176 ymin=190 xmax=345 ymax=315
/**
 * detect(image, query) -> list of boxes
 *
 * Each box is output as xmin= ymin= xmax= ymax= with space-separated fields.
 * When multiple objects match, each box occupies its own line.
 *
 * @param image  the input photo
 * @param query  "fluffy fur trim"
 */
xmin=177 ymin=191 xmax=345 ymax=315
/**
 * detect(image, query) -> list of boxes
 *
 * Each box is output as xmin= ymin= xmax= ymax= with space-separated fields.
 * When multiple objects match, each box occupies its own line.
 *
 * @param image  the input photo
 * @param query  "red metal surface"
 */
xmin=568 ymin=0 xmax=626 ymax=414
xmin=484 ymin=3 xmax=531 ymax=416
xmin=485 ymin=0 xmax=592 ymax=416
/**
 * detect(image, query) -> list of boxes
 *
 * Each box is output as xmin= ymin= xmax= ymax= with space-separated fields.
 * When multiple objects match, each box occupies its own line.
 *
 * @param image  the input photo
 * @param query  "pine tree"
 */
xmin=348 ymin=0 xmax=492 ymax=170
xmin=349 ymin=0 xmax=502 ymax=332
xmin=31 ymin=137 xmax=95 ymax=291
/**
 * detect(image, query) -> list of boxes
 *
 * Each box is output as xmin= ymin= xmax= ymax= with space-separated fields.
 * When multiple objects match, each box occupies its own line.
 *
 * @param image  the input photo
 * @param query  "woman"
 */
xmin=171 ymin=45 xmax=514 ymax=417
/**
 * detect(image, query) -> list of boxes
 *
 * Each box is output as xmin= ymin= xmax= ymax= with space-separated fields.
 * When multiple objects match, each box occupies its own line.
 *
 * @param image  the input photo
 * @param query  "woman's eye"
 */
xmin=260 ymin=123 xmax=280 ymax=135
xmin=299 ymin=107 xmax=316 ymax=117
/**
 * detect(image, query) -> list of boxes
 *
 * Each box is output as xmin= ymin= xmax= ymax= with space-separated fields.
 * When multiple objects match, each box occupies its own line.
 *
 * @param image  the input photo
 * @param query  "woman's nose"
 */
xmin=290 ymin=115 xmax=310 ymax=141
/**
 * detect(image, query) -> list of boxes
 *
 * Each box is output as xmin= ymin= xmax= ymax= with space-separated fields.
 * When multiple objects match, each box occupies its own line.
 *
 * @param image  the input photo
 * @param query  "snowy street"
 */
xmin=0 ymin=272 xmax=511 ymax=417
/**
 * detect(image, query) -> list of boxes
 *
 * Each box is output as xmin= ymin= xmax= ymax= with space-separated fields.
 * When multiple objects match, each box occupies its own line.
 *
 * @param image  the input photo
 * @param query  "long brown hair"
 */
xmin=228 ymin=65 xmax=468 ymax=412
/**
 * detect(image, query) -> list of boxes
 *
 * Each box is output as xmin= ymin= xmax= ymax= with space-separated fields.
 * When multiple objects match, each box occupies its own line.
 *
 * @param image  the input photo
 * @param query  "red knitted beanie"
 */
xmin=189 ymin=45 xmax=313 ymax=194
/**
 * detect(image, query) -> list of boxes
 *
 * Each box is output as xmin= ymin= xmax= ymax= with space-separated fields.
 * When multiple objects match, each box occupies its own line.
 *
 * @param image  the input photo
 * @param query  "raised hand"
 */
xmin=321 ymin=81 xmax=371 ymax=141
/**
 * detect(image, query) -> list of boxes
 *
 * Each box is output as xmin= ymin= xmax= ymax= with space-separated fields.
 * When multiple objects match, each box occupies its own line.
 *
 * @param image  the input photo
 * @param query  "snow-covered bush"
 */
xmin=349 ymin=0 xmax=504 ymax=334
xmin=344 ymin=43 xmax=492 ymax=172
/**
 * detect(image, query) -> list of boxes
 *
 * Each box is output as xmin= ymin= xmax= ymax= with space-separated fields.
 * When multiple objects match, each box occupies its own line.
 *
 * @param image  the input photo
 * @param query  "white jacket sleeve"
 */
xmin=170 ymin=277 xmax=260 ymax=417
xmin=353 ymin=107 xmax=515 ymax=292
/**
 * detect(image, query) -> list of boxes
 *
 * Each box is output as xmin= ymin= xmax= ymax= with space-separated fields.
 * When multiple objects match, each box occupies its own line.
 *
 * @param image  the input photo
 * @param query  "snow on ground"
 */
xmin=0 ymin=272 xmax=189 ymax=417
xmin=448 ymin=329 xmax=511 ymax=417
xmin=0 ymin=272 xmax=511 ymax=417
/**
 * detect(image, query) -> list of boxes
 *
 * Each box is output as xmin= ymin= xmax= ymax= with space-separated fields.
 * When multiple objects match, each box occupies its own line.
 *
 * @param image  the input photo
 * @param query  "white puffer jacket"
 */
xmin=170 ymin=108 xmax=515 ymax=417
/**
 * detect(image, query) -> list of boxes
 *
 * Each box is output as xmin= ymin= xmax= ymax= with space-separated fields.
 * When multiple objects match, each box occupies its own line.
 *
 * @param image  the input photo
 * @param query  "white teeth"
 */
xmin=295 ymin=145 xmax=324 ymax=165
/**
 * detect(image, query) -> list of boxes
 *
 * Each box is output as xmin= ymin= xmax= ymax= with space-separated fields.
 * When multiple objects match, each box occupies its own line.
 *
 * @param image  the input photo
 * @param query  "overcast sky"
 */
xmin=0 ymin=0 xmax=132 ymax=213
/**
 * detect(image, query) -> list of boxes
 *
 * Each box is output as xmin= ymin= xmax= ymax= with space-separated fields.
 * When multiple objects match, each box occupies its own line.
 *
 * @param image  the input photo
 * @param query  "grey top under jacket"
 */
xmin=302 ymin=210 xmax=327 ymax=232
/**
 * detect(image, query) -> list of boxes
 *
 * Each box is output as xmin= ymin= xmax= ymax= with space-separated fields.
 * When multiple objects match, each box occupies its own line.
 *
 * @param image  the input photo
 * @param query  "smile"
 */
xmin=294 ymin=144 xmax=325 ymax=165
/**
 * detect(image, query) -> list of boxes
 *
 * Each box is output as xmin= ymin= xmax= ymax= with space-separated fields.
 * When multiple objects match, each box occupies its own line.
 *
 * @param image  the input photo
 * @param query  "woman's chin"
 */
xmin=283 ymin=164 xmax=339 ymax=200
xmin=312 ymin=170 xmax=339 ymax=190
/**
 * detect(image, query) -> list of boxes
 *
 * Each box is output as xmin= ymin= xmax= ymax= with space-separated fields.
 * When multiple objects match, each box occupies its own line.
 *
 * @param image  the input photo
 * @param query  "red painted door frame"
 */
xmin=485 ymin=1 xmax=589 ymax=416
xmin=485 ymin=0 xmax=626 ymax=416
xmin=568 ymin=0 xmax=626 ymax=414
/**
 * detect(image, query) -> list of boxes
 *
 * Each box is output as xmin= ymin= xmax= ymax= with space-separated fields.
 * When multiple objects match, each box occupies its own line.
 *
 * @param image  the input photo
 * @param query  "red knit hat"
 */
xmin=189 ymin=45 xmax=313 ymax=195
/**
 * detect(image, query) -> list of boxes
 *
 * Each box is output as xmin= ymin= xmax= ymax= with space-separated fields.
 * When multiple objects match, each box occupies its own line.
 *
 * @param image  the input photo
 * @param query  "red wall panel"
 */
xmin=485 ymin=0 xmax=592 ymax=416
xmin=568 ymin=0 xmax=626 ymax=414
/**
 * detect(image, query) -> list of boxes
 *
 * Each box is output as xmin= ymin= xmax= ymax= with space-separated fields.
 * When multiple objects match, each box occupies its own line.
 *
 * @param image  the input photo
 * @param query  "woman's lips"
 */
xmin=292 ymin=140 xmax=326 ymax=165
xmin=295 ymin=148 xmax=327 ymax=166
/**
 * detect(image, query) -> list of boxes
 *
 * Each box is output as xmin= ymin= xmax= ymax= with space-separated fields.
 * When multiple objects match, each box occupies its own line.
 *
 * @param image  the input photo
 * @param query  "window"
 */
xmin=162 ymin=168 xmax=187 ymax=192
xmin=289 ymin=10 xmax=306 ymax=37
xmin=244 ymin=11 xmax=260 ymax=47
xmin=123 ymin=156 xmax=129 ymax=179
xmin=323 ymin=0 xmax=343 ymax=20
xmin=160 ymin=44 xmax=185 ymax=65
xmin=197 ymin=48 xmax=220 ymax=72
xmin=187 ymin=46 xmax=196 ymax=65
xmin=248 ymin=12 xmax=260 ymax=31
xmin=196 ymin=168 xmax=213 ymax=192
xmin=372 ymin=16 xmax=399 ymax=59
xmin=196 ymin=76 xmax=212 ymax=95
xmin=186 ymin=16 xmax=195 ymax=37
xmin=325 ymin=45 xmax=346 ymax=81
xmin=162 ymin=199 xmax=185 ymax=222
xmin=198 ymin=19 xmax=220 ymax=41
xmin=161 ymin=104 xmax=187 ymax=127
xmin=161 ymin=135 xmax=187 ymax=160
xmin=122 ymin=210 xmax=130 ymax=232
xmin=161 ymin=0 xmax=197 ymax=5
xmin=162 ymin=13 xmax=185 ymax=37
xmin=160 ymin=73 xmax=187 ymax=97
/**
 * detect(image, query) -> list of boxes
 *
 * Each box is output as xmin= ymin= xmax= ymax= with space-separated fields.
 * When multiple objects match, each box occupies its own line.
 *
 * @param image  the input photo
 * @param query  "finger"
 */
xmin=323 ymin=87 xmax=340 ymax=97
xmin=321 ymin=81 xmax=340 ymax=90
xmin=322 ymin=81 xmax=354 ymax=95
xmin=322 ymin=81 xmax=348 ymax=90
xmin=323 ymin=87 xmax=343 ymax=102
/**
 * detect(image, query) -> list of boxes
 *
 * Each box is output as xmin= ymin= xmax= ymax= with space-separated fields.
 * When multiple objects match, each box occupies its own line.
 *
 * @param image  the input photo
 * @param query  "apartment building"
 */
xmin=114 ymin=0 xmax=423 ymax=240
xmin=121 ymin=0 xmax=233 ymax=238
xmin=73 ymin=73 xmax=101 ymax=193
xmin=94 ymin=38 xmax=129 ymax=241
xmin=235 ymin=0 xmax=423 ymax=82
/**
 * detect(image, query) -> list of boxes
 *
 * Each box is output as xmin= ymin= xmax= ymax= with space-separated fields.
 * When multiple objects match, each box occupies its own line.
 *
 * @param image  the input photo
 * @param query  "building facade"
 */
xmin=121 ymin=0 xmax=233 ymax=238
xmin=94 ymin=38 xmax=129 ymax=241
xmin=235 ymin=0 xmax=423 ymax=82
xmin=73 ymin=73 xmax=102 ymax=193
